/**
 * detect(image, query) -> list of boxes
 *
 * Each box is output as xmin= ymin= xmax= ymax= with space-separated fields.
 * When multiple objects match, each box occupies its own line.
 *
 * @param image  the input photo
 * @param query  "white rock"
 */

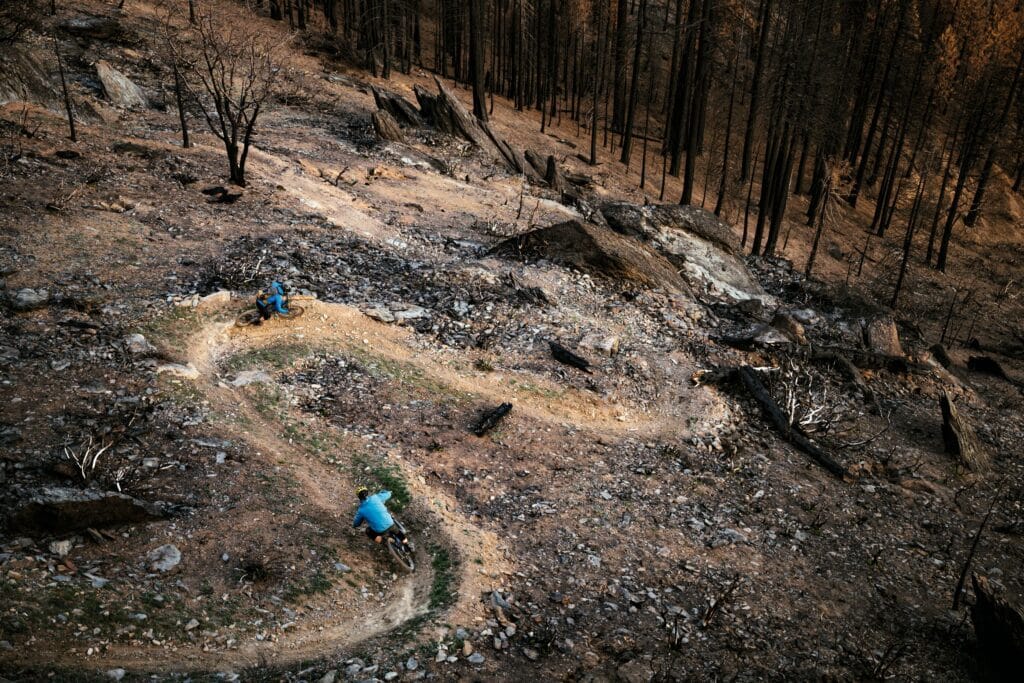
xmin=184 ymin=618 xmax=199 ymax=631
xmin=230 ymin=370 xmax=272 ymax=387
xmin=49 ymin=540 xmax=72 ymax=558
xmin=125 ymin=333 xmax=155 ymax=355
xmin=363 ymin=305 xmax=396 ymax=323
xmin=11 ymin=288 xmax=49 ymax=311
xmin=579 ymin=334 xmax=619 ymax=356
xmin=199 ymin=290 xmax=232 ymax=306
xmin=146 ymin=544 xmax=181 ymax=572
xmin=156 ymin=363 xmax=200 ymax=380
xmin=106 ymin=669 xmax=126 ymax=681
xmin=96 ymin=60 xmax=148 ymax=109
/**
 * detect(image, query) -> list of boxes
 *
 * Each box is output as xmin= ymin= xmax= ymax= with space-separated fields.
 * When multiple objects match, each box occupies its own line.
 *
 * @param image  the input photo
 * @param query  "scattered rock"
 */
xmin=406 ymin=656 xmax=418 ymax=671
xmin=770 ymin=312 xmax=807 ymax=344
xmin=106 ymin=669 xmax=126 ymax=682
xmin=11 ymin=288 xmax=49 ymax=311
xmin=8 ymin=488 xmax=167 ymax=533
xmin=146 ymin=544 xmax=182 ymax=572
xmin=199 ymin=290 xmax=232 ymax=306
xmin=184 ymin=618 xmax=199 ymax=631
xmin=156 ymin=363 xmax=201 ymax=380
xmin=317 ymin=670 xmax=337 ymax=683
xmin=616 ymin=659 xmax=654 ymax=683
xmin=363 ymin=305 xmax=396 ymax=323
xmin=230 ymin=370 xmax=272 ymax=387
xmin=48 ymin=539 xmax=73 ymax=558
xmin=579 ymin=334 xmax=620 ymax=356
xmin=124 ymin=333 xmax=156 ymax=355
xmin=467 ymin=653 xmax=485 ymax=665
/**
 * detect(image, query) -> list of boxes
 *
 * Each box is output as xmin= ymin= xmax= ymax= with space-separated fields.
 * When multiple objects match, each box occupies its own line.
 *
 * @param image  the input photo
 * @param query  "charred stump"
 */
xmin=971 ymin=574 xmax=1024 ymax=678
xmin=940 ymin=390 xmax=988 ymax=471
xmin=372 ymin=110 xmax=405 ymax=143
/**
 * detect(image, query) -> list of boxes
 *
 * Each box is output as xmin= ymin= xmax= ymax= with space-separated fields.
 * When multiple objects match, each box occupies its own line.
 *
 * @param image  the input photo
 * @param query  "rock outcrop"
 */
xmin=95 ymin=60 xmax=148 ymax=109
xmin=492 ymin=220 xmax=689 ymax=293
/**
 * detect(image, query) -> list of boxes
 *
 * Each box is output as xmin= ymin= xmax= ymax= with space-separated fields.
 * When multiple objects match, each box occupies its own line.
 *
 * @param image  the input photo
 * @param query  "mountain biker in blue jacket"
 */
xmin=255 ymin=281 xmax=288 ymax=321
xmin=353 ymin=487 xmax=408 ymax=545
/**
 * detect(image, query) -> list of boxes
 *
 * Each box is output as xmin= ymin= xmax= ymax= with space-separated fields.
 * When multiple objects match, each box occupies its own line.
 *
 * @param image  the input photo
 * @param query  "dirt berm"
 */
xmin=492 ymin=219 xmax=690 ymax=293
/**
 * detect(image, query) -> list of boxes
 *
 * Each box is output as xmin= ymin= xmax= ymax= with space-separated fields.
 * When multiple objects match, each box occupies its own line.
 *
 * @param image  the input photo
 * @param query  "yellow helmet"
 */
xmin=356 ymin=486 xmax=369 ymax=500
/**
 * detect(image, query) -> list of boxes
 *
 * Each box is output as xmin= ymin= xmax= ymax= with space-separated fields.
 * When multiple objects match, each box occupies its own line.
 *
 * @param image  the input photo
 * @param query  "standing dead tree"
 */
xmin=162 ymin=0 xmax=287 ymax=186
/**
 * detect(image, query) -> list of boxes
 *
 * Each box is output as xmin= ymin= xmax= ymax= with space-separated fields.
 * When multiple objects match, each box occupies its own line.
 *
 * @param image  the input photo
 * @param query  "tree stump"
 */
xmin=971 ymin=574 xmax=1024 ymax=678
xmin=940 ymin=390 xmax=988 ymax=471
xmin=371 ymin=110 xmax=405 ymax=143
xmin=865 ymin=317 xmax=904 ymax=357
xmin=545 ymin=155 xmax=566 ymax=193
xmin=370 ymin=86 xmax=423 ymax=127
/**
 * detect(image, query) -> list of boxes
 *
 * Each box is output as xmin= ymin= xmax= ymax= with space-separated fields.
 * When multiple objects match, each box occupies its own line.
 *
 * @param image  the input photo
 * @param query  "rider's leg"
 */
xmin=256 ymin=300 xmax=271 ymax=320
xmin=365 ymin=526 xmax=383 ymax=543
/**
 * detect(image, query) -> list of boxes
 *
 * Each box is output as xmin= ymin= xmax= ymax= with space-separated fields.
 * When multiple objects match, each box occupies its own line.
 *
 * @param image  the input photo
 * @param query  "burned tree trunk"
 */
xmin=940 ymin=390 xmax=988 ymax=471
xmin=372 ymin=109 xmax=405 ymax=142
xmin=971 ymin=574 xmax=1024 ymax=679
xmin=550 ymin=341 xmax=591 ymax=374
xmin=473 ymin=402 xmax=513 ymax=436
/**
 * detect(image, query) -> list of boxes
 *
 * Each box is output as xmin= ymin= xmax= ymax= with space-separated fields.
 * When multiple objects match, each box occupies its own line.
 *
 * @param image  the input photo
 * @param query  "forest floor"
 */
xmin=1 ymin=1 xmax=1023 ymax=682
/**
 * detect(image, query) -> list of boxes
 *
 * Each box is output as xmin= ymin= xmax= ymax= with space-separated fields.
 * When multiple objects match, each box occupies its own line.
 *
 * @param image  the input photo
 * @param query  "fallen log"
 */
xmin=524 ymin=149 xmax=548 ymax=179
xmin=473 ymin=402 xmax=513 ymax=437
xmin=930 ymin=343 xmax=953 ymax=369
xmin=550 ymin=341 xmax=592 ymax=374
xmin=967 ymin=355 xmax=1010 ymax=380
xmin=940 ymin=390 xmax=988 ymax=471
xmin=737 ymin=366 xmax=849 ymax=480
xmin=971 ymin=574 xmax=1024 ymax=679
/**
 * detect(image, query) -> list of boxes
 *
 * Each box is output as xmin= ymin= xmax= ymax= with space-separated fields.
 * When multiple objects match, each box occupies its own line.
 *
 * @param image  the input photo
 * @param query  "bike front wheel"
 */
xmin=387 ymin=536 xmax=416 ymax=573
xmin=234 ymin=309 xmax=263 ymax=327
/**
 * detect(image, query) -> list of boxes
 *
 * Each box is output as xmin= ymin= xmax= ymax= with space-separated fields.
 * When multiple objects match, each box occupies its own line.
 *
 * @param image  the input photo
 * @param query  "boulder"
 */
xmin=124 ymin=333 xmax=155 ymax=355
xmin=60 ymin=16 xmax=124 ymax=42
xmin=95 ymin=60 xmax=148 ymax=109
xmin=146 ymin=544 xmax=181 ymax=572
xmin=492 ymin=220 xmax=689 ymax=293
xmin=8 ymin=487 xmax=167 ymax=533
xmin=10 ymin=288 xmax=49 ymax=311
xmin=156 ymin=363 xmax=200 ymax=379
xmin=600 ymin=202 xmax=768 ymax=303
xmin=230 ymin=370 xmax=272 ymax=387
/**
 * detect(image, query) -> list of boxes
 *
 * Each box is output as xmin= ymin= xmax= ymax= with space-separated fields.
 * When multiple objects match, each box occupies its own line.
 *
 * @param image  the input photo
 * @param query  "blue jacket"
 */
xmin=259 ymin=282 xmax=288 ymax=313
xmin=353 ymin=491 xmax=394 ymax=533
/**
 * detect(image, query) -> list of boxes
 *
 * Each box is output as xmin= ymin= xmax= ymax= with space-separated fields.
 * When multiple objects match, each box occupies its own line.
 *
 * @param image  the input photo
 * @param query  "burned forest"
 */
xmin=1 ymin=0 xmax=1024 ymax=681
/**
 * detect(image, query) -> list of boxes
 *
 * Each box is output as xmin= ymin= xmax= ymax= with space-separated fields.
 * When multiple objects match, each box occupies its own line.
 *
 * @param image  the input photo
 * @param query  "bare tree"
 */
xmin=163 ymin=0 xmax=287 ymax=186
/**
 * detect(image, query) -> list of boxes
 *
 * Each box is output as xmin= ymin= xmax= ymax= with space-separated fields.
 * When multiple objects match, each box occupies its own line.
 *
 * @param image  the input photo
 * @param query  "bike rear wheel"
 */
xmin=387 ymin=536 xmax=415 ymax=572
xmin=279 ymin=304 xmax=304 ymax=319
xmin=234 ymin=309 xmax=263 ymax=328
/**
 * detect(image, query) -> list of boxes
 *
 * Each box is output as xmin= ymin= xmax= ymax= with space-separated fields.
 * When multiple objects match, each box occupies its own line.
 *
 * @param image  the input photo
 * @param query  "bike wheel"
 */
xmin=387 ymin=537 xmax=415 ymax=573
xmin=234 ymin=309 xmax=263 ymax=328
xmin=279 ymin=304 xmax=304 ymax=320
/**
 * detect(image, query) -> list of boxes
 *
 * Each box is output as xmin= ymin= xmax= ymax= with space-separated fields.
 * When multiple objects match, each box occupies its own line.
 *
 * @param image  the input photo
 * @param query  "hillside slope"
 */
xmin=1 ymin=2 xmax=1023 ymax=682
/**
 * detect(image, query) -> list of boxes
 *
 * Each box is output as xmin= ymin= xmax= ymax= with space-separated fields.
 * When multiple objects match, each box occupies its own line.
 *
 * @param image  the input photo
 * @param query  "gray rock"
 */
xmin=523 ymin=647 xmax=539 ymax=661
xmin=579 ymin=334 xmax=619 ymax=356
xmin=318 ymin=670 xmax=338 ymax=683
xmin=405 ymin=656 xmax=418 ymax=671
xmin=156 ymin=363 xmax=200 ymax=380
xmin=334 ymin=562 xmax=351 ymax=573
xmin=146 ymin=544 xmax=181 ymax=572
xmin=8 ymin=487 xmax=167 ymax=533
xmin=230 ymin=370 xmax=272 ymax=387
xmin=467 ymin=653 xmax=485 ymax=665
xmin=11 ymin=288 xmax=49 ymax=311
xmin=124 ymin=333 xmax=156 ymax=355
xmin=184 ymin=618 xmax=200 ymax=631
xmin=95 ymin=60 xmax=148 ymax=109
xmin=363 ymin=305 xmax=395 ymax=323
xmin=383 ymin=673 xmax=399 ymax=682
xmin=393 ymin=304 xmax=429 ymax=322
xmin=106 ymin=669 xmax=126 ymax=681
xmin=616 ymin=659 xmax=654 ymax=683
xmin=0 ymin=345 xmax=20 ymax=364
xmin=199 ymin=290 xmax=232 ymax=306
xmin=48 ymin=539 xmax=72 ymax=558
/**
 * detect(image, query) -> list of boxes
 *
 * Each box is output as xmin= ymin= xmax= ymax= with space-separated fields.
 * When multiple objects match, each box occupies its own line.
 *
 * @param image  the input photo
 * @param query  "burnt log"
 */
xmin=524 ymin=149 xmax=548 ymax=179
xmin=370 ymin=86 xmax=423 ymax=127
xmin=930 ymin=343 xmax=953 ymax=368
xmin=971 ymin=574 xmax=1024 ymax=678
xmin=473 ymin=402 xmax=513 ymax=436
xmin=967 ymin=355 xmax=1010 ymax=380
xmin=940 ymin=390 xmax=988 ymax=471
xmin=550 ymin=341 xmax=592 ymax=374
xmin=737 ymin=366 xmax=849 ymax=480
xmin=545 ymin=155 xmax=566 ymax=193
xmin=371 ymin=109 xmax=405 ymax=143
xmin=430 ymin=76 xmax=516 ymax=172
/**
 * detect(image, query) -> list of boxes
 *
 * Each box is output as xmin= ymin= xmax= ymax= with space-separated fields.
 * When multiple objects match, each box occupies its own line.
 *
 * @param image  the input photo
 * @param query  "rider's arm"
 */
xmin=353 ymin=510 xmax=364 ymax=527
xmin=378 ymin=490 xmax=392 ymax=502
